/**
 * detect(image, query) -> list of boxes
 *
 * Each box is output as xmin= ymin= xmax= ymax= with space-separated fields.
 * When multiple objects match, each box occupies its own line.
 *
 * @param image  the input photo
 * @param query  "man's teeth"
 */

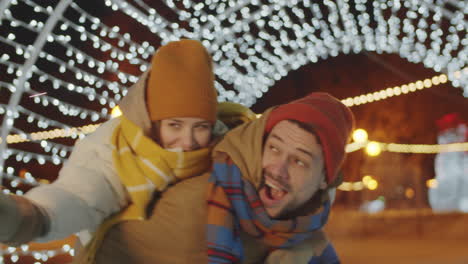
xmin=266 ymin=181 xmax=284 ymax=191
xmin=265 ymin=181 xmax=287 ymax=200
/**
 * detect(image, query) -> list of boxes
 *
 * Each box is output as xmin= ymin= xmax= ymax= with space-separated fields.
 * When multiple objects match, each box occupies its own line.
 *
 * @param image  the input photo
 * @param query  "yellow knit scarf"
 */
xmin=78 ymin=115 xmax=212 ymax=264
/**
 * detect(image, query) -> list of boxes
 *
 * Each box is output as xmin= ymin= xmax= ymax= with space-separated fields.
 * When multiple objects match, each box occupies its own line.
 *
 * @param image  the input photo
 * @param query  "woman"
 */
xmin=0 ymin=39 xmax=254 ymax=263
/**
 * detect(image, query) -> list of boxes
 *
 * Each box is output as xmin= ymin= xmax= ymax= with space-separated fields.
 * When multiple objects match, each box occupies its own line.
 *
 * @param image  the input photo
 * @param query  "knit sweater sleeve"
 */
xmin=25 ymin=119 xmax=129 ymax=242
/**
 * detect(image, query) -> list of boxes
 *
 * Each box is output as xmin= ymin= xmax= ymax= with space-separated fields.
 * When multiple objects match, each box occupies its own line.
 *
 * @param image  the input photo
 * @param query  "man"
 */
xmin=206 ymin=92 xmax=354 ymax=263
xmin=86 ymin=92 xmax=353 ymax=264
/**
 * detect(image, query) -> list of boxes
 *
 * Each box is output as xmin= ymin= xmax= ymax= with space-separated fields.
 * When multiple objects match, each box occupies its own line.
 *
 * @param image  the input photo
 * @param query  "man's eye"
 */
xmin=270 ymin=145 xmax=279 ymax=152
xmin=196 ymin=124 xmax=211 ymax=130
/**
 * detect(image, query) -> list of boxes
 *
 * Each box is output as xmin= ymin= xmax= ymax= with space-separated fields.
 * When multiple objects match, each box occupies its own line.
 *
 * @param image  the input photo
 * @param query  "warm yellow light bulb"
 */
xmin=373 ymin=92 xmax=380 ymax=100
xmin=352 ymin=129 xmax=368 ymax=143
xmin=426 ymin=179 xmax=438 ymax=189
xmin=362 ymin=175 xmax=373 ymax=185
xmin=405 ymin=187 xmax=415 ymax=199
xmin=111 ymin=106 xmax=122 ymax=118
xmin=379 ymin=90 xmax=387 ymax=99
xmin=423 ymin=79 xmax=432 ymax=88
xmin=439 ymin=74 xmax=448 ymax=83
xmin=386 ymin=88 xmax=394 ymax=97
xmin=360 ymin=95 xmax=367 ymax=104
xmin=401 ymin=84 xmax=409 ymax=94
xmin=338 ymin=182 xmax=352 ymax=191
xmin=366 ymin=141 xmax=382 ymax=156
xmin=353 ymin=97 xmax=360 ymax=105
xmin=367 ymin=179 xmax=378 ymax=190
xmin=416 ymin=80 xmax=424 ymax=90
xmin=342 ymin=98 xmax=353 ymax=107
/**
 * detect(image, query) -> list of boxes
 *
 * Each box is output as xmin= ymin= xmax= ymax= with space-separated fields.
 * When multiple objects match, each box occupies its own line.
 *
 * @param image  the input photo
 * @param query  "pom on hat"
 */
xmin=146 ymin=39 xmax=217 ymax=123
xmin=265 ymin=92 xmax=355 ymax=184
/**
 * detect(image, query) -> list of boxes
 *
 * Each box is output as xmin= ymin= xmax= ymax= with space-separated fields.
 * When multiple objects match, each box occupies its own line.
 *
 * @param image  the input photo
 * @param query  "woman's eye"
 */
xmin=294 ymin=159 xmax=308 ymax=168
xmin=169 ymin=123 xmax=181 ymax=128
xmin=196 ymin=124 xmax=211 ymax=130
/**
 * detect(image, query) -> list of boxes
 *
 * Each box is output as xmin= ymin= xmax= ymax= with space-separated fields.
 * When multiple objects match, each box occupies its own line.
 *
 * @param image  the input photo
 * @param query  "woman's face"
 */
xmin=155 ymin=117 xmax=213 ymax=151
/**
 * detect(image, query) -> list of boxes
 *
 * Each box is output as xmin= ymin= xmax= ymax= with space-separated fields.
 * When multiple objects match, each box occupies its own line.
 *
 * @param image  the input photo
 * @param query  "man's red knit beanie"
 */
xmin=265 ymin=92 xmax=355 ymax=184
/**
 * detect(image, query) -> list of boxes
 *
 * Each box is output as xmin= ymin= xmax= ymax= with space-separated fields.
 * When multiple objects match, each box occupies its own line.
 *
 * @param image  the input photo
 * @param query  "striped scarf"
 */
xmin=78 ymin=115 xmax=212 ymax=264
xmin=206 ymin=110 xmax=331 ymax=263
xmin=206 ymin=160 xmax=331 ymax=263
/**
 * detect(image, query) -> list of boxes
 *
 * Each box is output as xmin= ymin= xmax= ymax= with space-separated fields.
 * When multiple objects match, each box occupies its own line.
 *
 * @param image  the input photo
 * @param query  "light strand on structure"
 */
xmin=0 ymin=243 xmax=74 ymax=264
xmin=340 ymin=71 xmax=466 ymax=107
xmin=0 ymin=33 xmax=129 ymax=100
xmin=20 ymin=0 xmax=151 ymax=65
xmin=0 ymin=124 xmax=100 ymax=144
xmin=337 ymin=181 xmax=365 ymax=191
xmin=4 ymin=0 xmax=141 ymax=89
xmin=338 ymin=175 xmax=379 ymax=191
xmin=2 ymin=122 xmax=467 ymax=154
xmin=345 ymin=140 xmax=468 ymax=154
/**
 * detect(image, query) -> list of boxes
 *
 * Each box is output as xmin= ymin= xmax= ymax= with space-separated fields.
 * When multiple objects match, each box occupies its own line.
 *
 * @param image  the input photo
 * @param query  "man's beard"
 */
xmin=258 ymin=170 xmax=293 ymax=219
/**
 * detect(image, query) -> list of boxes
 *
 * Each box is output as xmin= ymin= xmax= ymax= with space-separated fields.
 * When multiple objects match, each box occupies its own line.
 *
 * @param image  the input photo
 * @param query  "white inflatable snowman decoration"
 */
xmin=429 ymin=113 xmax=468 ymax=212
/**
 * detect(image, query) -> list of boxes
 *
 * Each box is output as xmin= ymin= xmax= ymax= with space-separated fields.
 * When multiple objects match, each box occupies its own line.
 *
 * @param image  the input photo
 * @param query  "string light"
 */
xmin=363 ymin=175 xmax=379 ymax=190
xmin=337 ymin=181 xmax=365 ymax=191
xmin=346 ymin=140 xmax=468 ymax=154
xmin=365 ymin=141 xmax=383 ymax=156
xmin=2 ymin=124 xmax=467 ymax=156
xmin=0 ymin=124 xmax=100 ymax=144
xmin=341 ymin=71 xmax=459 ymax=107
xmin=0 ymin=35 xmax=130 ymax=102
xmin=338 ymin=175 xmax=379 ymax=191
xmin=346 ymin=128 xmax=468 ymax=154
xmin=110 ymin=106 xmax=122 ymax=118
xmin=0 ymin=243 xmax=74 ymax=263
xmin=352 ymin=128 xmax=368 ymax=143
xmin=108 ymin=0 xmax=466 ymax=105
xmin=384 ymin=142 xmax=468 ymax=153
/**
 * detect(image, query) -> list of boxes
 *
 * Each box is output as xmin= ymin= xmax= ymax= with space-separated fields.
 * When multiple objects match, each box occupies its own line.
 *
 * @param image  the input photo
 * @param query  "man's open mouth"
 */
xmin=261 ymin=177 xmax=289 ymax=203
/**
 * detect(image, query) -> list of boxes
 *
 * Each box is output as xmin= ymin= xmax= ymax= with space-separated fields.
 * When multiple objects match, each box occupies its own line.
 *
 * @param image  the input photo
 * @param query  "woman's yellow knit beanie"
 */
xmin=146 ymin=39 xmax=217 ymax=123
